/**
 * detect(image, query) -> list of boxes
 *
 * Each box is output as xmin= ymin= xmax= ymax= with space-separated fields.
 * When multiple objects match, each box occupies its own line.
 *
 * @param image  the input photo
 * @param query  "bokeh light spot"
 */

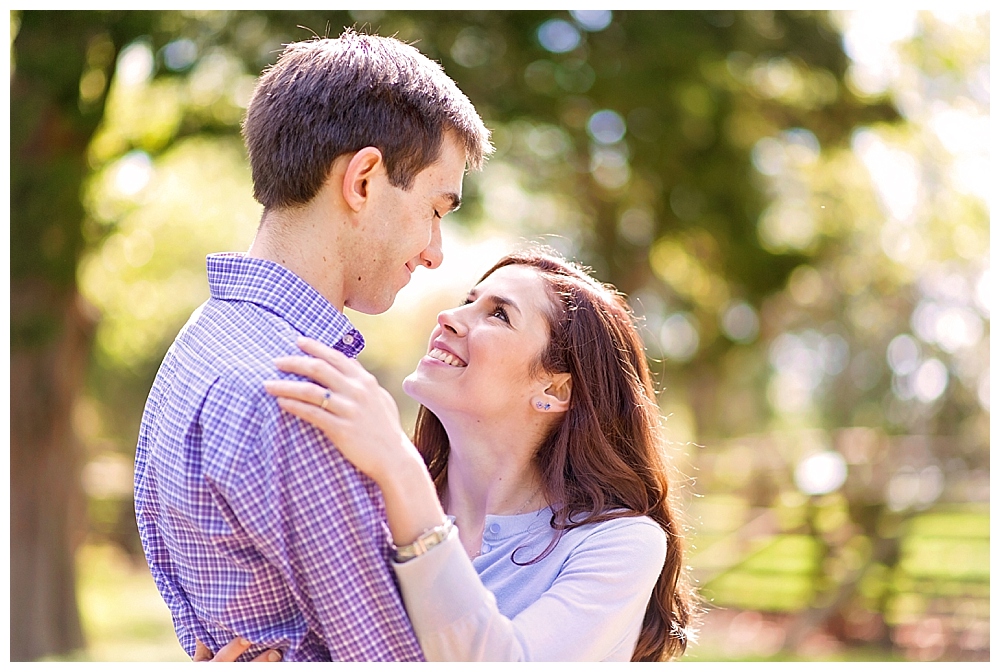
xmin=163 ymin=39 xmax=197 ymax=71
xmin=720 ymin=300 xmax=760 ymax=343
xmin=451 ymin=27 xmax=492 ymax=68
xmin=618 ymin=207 xmax=655 ymax=246
xmin=537 ymin=19 xmax=581 ymax=53
xmin=752 ymin=137 xmax=785 ymax=176
xmin=914 ymin=358 xmax=948 ymax=403
xmin=887 ymin=334 xmax=921 ymax=375
xmin=117 ymin=40 xmax=154 ymax=87
xmin=974 ymin=269 xmax=990 ymax=316
xmin=587 ymin=109 xmax=626 ymax=145
xmin=570 ymin=10 xmax=612 ymax=32
xmin=660 ymin=313 xmax=700 ymax=362
xmin=113 ymin=150 xmax=153 ymax=196
xmin=795 ymin=451 xmax=848 ymax=496
xmin=590 ymin=146 xmax=631 ymax=190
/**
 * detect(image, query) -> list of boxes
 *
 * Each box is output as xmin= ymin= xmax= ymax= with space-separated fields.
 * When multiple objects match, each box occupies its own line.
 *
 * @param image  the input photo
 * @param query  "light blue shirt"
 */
xmin=393 ymin=506 xmax=667 ymax=661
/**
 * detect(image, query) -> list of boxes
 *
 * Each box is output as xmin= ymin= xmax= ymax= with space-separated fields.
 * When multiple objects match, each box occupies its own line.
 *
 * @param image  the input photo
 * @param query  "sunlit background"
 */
xmin=10 ymin=9 xmax=990 ymax=662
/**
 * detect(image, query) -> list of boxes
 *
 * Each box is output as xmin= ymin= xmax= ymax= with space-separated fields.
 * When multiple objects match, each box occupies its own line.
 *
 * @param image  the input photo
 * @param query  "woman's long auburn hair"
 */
xmin=413 ymin=249 xmax=697 ymax=661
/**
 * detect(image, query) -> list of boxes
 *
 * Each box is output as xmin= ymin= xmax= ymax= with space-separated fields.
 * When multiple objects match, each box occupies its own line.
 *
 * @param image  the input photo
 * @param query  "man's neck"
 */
xmin=248 ymin=208 xmax=348 ymax=312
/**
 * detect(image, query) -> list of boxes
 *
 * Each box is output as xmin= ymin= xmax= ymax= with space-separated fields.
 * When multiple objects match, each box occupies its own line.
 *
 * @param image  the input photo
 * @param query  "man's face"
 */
xmin=346 ymin=132 xmax=467 ymax=315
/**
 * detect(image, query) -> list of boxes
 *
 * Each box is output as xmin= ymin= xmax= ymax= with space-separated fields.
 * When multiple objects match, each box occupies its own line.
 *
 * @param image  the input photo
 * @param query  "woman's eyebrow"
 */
xmin=467 ymin=288 xmax=522 ymax=316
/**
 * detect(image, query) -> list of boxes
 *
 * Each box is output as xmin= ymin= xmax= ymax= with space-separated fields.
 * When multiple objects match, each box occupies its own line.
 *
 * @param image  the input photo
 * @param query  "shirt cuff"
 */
xmin=391 ymin=530 xmax=494 ymax=636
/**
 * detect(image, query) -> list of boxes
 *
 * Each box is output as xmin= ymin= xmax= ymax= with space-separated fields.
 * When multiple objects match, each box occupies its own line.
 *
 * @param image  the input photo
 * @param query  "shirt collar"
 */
xmin=482 ymin=506 xmax=553 ymax=541
xmin=206 ymin=252 xmax=365 ymax=357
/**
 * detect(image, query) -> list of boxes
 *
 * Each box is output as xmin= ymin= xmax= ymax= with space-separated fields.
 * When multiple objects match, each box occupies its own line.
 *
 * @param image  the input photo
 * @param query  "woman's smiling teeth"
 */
xmin=428 ymin=348 xmax=466 ymax=367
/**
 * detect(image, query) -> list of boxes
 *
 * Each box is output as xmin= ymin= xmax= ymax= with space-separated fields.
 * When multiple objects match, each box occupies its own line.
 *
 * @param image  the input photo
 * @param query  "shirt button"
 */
xmin=481 ymin=544 xmax=492 ymax=554
xmin=342 ymin=334 xmax=355 ymax=346
xmin=488 ymin=523 xmax=501 ymax=535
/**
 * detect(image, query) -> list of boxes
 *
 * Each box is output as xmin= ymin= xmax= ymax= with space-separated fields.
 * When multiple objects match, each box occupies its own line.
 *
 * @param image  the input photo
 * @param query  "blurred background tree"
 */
xmin=9 ymin=8 xmax=989 ymax=662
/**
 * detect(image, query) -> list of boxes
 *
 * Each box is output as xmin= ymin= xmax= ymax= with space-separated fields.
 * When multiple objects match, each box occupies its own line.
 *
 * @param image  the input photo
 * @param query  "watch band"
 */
xmin=393 ymin=516 xmax=456 ymax=563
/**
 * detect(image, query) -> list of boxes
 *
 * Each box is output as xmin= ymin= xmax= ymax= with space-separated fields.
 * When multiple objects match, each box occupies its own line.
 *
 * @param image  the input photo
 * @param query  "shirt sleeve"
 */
xmin=134 ymin=353 xmax=198 ymax=653
xmin=391 ymin=517 xmax=667 ymax=661
xmin=199 ymin=373 xmax=423 ymax=661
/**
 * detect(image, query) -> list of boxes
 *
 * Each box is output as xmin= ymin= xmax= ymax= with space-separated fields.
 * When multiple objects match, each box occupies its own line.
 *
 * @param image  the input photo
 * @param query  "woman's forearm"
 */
xmin=393 ymin=532 xmax=524 ymax=661
xmin=392 ymin=516 xmax=668 ymax=662
xmin=376 ymin=446 xmax=448 ymax=547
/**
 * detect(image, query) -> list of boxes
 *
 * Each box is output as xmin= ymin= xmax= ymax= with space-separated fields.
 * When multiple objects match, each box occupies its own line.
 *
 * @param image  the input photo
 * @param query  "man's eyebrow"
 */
xmin=442 ymin=192 xmax=462 ymax=213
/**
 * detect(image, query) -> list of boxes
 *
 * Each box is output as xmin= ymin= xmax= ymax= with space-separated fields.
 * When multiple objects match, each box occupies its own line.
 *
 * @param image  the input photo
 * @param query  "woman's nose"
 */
xmin=437 ymin=307 xmax=466 ymax=336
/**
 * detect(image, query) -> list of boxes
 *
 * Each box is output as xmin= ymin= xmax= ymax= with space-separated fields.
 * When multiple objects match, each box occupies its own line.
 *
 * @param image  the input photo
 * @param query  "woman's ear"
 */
xmin=532 ymin=372 xmax=572 ymax=414
xmin=341 ymin=146 xmax=384 ymax=212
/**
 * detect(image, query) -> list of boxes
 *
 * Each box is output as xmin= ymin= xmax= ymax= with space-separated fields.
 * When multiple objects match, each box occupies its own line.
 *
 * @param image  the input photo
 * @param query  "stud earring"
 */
xmin=535 ymin=401 xmax=551 ymax=411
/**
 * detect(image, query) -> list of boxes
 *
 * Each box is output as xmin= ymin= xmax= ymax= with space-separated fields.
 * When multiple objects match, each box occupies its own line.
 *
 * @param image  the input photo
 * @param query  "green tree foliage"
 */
xmin=11 ymin=9 xmax=988 ymax=661
xmin=11 ymin=11 xmax=158 ymax=661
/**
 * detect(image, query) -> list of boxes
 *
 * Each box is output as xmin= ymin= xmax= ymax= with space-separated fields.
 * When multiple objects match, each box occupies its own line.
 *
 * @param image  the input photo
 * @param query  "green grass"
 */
xmin=65 ymin=543 xmax=189 ymax=662
xmin=682 ymin=645 xmax=905 ymax=662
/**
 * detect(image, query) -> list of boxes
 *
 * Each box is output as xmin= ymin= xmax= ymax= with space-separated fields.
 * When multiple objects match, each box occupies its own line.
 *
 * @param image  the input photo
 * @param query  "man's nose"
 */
xmin=420 ymin=220 xmax=444 ymax=269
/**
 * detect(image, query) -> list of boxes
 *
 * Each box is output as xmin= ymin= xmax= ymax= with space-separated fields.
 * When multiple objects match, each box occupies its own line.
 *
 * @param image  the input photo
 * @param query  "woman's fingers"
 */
xmin=214 ymin=636 xmax=253 ymax=661
xmin=271 ymin=338 xmax=374 ymax=398
xmin=251 ymin=650 xmax=283 ymax=662
xmin=273 ymin=397 xmax=358 ymax=454
xmin=296 ymin=336 xmax=355 ymax=370
xmin=268 ymin=337 xmax=408 ymax=483
xmin=274 ymin=397 xmax=346 ymax=434
xmin=263 ymin=379 xmax=334 ymax=407
xmin=297 ymin=337 xmax=373 ymax=380
xmin=272 ymin=345 xmax=375 ymax=411
xmin=264 ymin=382 xmax=355 ymax=423
xmin=194 ymin=636 xmax=282 ymax=662
xmin=273 ymin=355 xmax=342 ymax=389
xmin=274 ymin=353 xmax=369 ymax=392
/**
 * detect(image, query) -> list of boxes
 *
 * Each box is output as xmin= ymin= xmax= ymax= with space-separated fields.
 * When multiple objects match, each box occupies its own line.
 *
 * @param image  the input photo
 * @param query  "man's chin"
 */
xmin=344 ymin=293 xmax=396 ymax=316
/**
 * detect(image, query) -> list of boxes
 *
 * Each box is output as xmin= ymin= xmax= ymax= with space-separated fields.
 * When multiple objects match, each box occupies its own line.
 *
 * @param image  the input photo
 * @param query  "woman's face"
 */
xmin=402 ymin=264 xmax=555 ymax=419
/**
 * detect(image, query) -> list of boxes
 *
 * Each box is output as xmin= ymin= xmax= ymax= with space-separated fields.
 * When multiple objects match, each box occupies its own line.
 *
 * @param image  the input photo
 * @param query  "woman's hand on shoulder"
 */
xmin=264 ymin=336 xmax=420 ymax=485
xmin=194 ymin=637 xmax=281 ymax=662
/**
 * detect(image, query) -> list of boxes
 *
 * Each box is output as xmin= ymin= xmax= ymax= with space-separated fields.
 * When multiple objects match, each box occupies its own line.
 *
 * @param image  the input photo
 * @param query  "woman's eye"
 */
xmin=458 ymin=296 xmax=507 ymax=323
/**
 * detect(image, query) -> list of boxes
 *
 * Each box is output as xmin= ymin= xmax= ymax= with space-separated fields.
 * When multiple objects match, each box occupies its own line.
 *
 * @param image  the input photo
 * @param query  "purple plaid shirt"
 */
xmin=134 ymin=253 xmax=424 ymax=662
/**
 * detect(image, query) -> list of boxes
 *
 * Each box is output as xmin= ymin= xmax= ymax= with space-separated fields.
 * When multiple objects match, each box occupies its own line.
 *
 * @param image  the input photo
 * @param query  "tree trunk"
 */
xmin=10 ymin=289 xmax=96 ymax=661
xmin=10 ymin=11 xmax=117 ymax=660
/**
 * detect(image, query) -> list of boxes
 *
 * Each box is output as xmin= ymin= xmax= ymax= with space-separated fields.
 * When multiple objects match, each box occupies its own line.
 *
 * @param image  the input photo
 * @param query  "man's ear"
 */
xmin=531 ymin=372 xmax=572 ymax=414
xmin=341 ymin=147 xmax=384 ymax=213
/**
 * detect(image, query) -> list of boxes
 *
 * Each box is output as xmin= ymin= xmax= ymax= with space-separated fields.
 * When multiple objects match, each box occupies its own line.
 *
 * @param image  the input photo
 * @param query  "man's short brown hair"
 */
xmin=242 ymin=29 xmax=492 ymax=210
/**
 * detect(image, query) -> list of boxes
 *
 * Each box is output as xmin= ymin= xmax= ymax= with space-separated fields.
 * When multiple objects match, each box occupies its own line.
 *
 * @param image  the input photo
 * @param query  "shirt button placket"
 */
xmin=481 ymin=522 xmax=501 ymax=556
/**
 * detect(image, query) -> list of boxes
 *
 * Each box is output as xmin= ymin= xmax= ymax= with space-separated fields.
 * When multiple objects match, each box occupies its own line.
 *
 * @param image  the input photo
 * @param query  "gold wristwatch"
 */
xmin=393 ymin=516 xmax=456 ymax=563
